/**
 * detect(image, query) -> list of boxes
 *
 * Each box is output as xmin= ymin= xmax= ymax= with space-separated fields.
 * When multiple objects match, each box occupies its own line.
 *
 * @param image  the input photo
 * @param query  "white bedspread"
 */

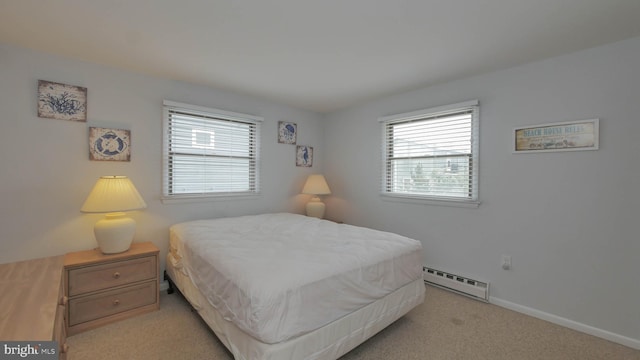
xmin=170 ymin=213 xmax=424 ymax=344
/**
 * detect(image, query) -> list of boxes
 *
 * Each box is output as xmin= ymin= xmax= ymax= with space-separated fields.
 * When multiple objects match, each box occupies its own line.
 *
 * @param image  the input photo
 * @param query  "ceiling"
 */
xmin=1 ymin=1 xmax=640 ymax=113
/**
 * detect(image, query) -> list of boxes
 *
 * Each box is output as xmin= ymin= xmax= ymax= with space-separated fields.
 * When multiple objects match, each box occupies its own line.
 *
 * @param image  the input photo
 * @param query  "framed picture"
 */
xmin=296 ymin=145 xmax=313 ymax=167
xmin=514 ymin=119 xmax=599 ymax=153
xmin=89 ymin=127 xmax=131 ymax=161
xmin=38 ymin=80 xmax=87 ymax=121
xmin=278 ymin=121 xmax=297 ymax=144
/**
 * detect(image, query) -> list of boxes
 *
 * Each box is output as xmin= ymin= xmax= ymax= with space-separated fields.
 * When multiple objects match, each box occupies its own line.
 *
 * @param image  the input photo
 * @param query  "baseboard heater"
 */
xmin=423 ymin=266 xmax=489 ymax=302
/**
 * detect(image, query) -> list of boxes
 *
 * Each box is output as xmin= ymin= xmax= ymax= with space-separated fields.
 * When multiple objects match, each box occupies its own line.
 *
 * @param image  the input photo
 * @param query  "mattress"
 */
xmin=169 ymin=213 xmax=424 ymax=344
xmin=166 ymin=252 xmax=426 ymax=360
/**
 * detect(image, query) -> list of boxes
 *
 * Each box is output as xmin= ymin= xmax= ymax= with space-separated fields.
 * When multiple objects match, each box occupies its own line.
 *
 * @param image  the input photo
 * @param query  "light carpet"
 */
xmin=67 ymin=285 xmax=639 ymax=359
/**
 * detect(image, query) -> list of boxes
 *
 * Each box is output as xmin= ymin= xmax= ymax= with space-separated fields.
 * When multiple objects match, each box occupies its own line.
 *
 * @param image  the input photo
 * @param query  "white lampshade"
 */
xmin=302 ymin=175 xmax=331 ymax=219
xmin=81 ymin=176 xmax=147 ymax=254
xmin=302 ymin=174 xmax=331 ymax=196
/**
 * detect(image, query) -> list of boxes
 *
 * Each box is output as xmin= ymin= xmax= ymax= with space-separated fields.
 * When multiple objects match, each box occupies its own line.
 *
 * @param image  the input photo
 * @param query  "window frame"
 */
xmin=379 ymin=100 xmax=480 ymax=208
xmin=161 ymin=100 xmax=262 ymax=203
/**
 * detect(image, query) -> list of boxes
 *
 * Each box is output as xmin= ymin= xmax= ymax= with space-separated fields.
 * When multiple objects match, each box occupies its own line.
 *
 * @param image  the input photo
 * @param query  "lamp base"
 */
xmin=94 ymin=212 xmax=136 ymax=254
xmin=305 ymin=197 xmax=326 ymax=219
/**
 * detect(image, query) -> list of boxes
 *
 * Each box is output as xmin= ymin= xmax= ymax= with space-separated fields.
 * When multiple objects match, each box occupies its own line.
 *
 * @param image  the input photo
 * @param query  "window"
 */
xmin=380 ymin=100 xmax=479 ymax=206
xmin=162 ymin=100 xmax=262 ymax=200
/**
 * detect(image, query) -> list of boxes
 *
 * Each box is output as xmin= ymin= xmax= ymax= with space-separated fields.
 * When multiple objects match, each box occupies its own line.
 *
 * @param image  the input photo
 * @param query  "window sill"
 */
xmin=161 ymin=193 xmax=261 ymax=204
xmin=380 ymin=194 xmax=481 ymax=208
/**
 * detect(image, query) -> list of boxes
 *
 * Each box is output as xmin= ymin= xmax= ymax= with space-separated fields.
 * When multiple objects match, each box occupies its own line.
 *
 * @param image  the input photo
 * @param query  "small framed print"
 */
xmin=514 ymin=119 xmax=599 ymax=153
xmin=296 ymin=145 xmax=313 ymax=167
xmin=38 ymin=80 xmax=87 ymax=122
xmin=278 ymin=121 xmax=297 ymax=144
xmin=89 ymin=127 xmax=131 ymax=161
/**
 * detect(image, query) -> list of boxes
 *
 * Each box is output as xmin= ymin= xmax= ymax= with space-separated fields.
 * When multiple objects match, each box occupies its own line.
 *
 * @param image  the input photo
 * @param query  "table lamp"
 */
xmin=302 ymin=174 xmax=331 ymax=218
xmin=81 ymin=176 xmax=147 ymax=254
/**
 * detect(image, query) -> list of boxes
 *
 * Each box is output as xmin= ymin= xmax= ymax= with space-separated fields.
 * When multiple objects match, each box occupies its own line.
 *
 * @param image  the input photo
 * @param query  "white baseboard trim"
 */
xmin=159 ymin=280 xmax=169 ymax=292
xmin=490 ymin=296 xmax=640 ymax=350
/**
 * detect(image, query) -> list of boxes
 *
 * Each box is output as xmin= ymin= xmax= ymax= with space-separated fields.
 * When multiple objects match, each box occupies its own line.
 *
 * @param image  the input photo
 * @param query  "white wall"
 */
xmin=0 ymin=44 xmax=325 ymax=269
xmin=324 ymin=37 xmax=640 ymax=347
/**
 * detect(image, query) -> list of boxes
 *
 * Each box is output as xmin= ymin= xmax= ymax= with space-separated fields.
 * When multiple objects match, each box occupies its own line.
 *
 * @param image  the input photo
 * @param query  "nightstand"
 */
xmin=64 ymin=242 xmax=159 ymax=335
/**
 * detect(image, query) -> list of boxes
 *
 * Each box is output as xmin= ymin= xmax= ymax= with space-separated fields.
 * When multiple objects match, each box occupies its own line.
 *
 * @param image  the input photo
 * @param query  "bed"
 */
xmin=165 ymin=212 xmax=425 ymax=360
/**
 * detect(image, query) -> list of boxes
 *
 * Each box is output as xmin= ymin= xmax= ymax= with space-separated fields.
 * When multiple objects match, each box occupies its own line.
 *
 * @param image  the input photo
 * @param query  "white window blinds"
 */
xmin=162 ymin=101 xmax=262 ymax=199
xmin=380 ymin=100 xmax=479 ymax=203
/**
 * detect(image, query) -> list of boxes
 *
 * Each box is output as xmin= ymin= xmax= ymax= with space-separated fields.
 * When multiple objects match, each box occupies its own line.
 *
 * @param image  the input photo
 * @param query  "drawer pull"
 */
xmin=113 ymin=299 xmax=120 ymax=306
xmin=61 ymin=343 xmax=69 ymax=353
xmin=113 ymin=272 xmax=121 ymax=279
xmin=59 ymin=295 xmax=68 ymax=306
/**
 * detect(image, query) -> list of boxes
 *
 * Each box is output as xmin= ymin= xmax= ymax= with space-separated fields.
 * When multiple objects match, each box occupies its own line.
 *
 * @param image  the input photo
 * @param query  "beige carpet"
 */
xmin=67 ymin=285 xmax=639 ymax=360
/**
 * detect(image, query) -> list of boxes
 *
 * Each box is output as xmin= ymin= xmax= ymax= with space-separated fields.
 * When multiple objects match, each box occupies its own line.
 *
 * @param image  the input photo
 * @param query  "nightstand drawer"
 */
xmin=68 ymin=256 xmax=157 ymax=296
xmin=68 ymin=281 xmax=157 ymax=326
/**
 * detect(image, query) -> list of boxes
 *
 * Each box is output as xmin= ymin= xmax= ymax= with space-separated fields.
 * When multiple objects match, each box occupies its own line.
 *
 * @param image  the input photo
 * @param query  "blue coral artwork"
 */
xmin=278 ymin=121 xmax=297 ymax=144
xmin=37 ymin=80 xmax=87 ymax=122
xmin=296 ymin=145 xmax=313 ymax=167
xmin=89 ymin=127 xmax=131 ymax=161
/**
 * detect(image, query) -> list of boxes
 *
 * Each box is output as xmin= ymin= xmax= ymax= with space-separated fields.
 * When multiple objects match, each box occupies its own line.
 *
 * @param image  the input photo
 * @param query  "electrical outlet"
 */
xmin=501 ymin=255 xmax=512 ymax=270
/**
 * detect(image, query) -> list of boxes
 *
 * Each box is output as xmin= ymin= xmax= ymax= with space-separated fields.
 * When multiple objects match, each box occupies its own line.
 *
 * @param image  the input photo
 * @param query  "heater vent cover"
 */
xmin=423 ymin=266 xmax=489 ymax=302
